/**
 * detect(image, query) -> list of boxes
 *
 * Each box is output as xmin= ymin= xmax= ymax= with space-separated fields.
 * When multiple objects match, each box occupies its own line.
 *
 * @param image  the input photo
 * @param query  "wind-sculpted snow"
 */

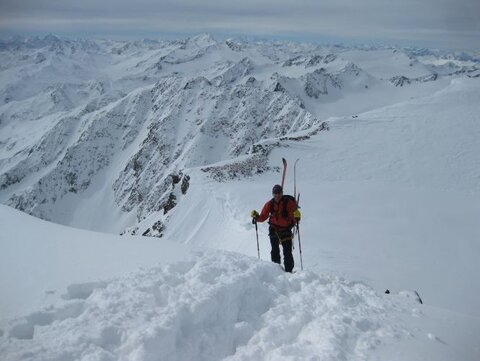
xmin=0 ymin=252 xmax=420 ymax=361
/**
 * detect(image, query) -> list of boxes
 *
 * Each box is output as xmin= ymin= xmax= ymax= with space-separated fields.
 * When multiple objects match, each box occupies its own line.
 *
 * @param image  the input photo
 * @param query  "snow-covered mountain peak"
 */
xmin=186 ymin=33 xmax=218 ymax=47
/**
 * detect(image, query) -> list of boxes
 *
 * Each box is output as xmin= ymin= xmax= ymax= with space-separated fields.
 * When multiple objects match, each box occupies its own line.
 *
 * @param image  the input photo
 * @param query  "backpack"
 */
xmin=269 ymin=195 xmax=297 ymax=220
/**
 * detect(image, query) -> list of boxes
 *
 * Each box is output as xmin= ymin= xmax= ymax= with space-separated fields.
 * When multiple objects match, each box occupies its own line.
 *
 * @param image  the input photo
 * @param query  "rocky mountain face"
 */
xmin=0 ymin=34 xmax=477 ymax=235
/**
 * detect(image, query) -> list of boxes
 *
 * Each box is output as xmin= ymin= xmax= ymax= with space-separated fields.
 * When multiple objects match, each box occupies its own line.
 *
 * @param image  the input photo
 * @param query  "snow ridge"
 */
xmin=0 ymin=252 xmax=410 ymax=361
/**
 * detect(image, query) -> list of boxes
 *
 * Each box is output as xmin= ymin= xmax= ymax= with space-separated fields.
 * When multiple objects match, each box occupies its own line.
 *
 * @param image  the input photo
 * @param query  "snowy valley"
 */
xmin=1 ymin=34 xmax=480 ymax=360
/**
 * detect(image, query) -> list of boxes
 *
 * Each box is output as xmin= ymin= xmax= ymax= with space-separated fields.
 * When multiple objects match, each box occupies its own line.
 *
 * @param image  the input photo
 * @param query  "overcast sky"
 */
xmin=1 ymin=0 xmax=479 ymax=50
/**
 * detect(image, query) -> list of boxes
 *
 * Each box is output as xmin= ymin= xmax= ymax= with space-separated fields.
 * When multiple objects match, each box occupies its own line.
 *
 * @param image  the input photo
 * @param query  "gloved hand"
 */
xmin=250 ymin=210 xmax=259 ymax=219
xmin=293 ymin=209 xmax=301 ymax=221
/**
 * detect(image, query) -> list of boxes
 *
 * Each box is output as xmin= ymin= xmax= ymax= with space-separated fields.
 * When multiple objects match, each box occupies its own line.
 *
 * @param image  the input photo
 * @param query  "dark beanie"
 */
xmin=272 ymin=184 xmax=283 ymax=194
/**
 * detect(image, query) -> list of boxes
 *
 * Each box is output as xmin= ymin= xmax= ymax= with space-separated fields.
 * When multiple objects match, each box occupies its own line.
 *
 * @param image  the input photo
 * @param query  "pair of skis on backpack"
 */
xmin=281 ymin=157 xmax=304 ymax=271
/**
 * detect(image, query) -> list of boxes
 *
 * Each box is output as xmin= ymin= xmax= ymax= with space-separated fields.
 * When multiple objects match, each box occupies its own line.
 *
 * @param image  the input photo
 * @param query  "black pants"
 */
xmin=269 ymin=227 xmax=294 ymax=272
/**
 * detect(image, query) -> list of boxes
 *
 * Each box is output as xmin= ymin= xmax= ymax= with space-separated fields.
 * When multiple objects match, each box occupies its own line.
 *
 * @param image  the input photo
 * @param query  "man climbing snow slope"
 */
xmin=251 ymin=184 xmax=301 ymax=272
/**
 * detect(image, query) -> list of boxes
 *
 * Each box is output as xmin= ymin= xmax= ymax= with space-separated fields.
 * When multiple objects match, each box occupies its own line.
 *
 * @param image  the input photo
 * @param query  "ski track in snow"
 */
xmin=0 ymin=252 xmax=412 ymax=361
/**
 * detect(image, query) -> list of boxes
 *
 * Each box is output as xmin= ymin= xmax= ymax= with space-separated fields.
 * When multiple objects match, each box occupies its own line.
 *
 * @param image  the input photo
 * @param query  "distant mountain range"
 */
xmin=1 ymin=34 xmax=478 ymax=235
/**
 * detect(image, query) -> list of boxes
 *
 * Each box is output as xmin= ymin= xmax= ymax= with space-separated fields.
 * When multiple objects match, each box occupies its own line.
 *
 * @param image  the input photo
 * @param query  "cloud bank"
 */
xmin=1 ymin=0 xmax=479 ymax=50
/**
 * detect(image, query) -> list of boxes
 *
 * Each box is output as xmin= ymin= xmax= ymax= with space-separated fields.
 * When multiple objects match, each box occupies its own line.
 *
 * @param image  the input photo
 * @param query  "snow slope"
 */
xmin=0 ymin=205 xmax=194 ymax=322
xmin=160 ymin=76 xmax=480 ymax=318
xmin=1 ymin=205 xmax=479 ymax=361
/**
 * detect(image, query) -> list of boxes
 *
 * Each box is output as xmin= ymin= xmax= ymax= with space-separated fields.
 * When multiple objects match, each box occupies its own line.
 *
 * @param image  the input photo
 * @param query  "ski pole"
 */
xmin=253 ymin=218 xmax=260 ymax=259
xmin=295 ymin=192 xmax=303 ymax=269
xmin=294 ymin=158 xmax=299 ymax=200
xmin=297 ymin=221 xmax=304 ymax=270
xmin=281 ymin=158 xmax=287 ymax=189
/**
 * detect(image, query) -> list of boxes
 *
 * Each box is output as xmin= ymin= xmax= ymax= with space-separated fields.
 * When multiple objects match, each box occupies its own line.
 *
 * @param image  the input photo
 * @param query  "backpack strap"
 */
xmin=270 ymin=195 xmax=296 ymax=220
xmin=281 ymin=195 xmax=297 ymax=219
xmin=268 ymin=198 xmax=275 ymax=217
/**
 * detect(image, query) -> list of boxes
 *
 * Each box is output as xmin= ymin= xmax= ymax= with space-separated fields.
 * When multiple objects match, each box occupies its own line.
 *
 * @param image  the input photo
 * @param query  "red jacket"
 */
xmin=257 ymin=195 xmax=297 ymax=230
